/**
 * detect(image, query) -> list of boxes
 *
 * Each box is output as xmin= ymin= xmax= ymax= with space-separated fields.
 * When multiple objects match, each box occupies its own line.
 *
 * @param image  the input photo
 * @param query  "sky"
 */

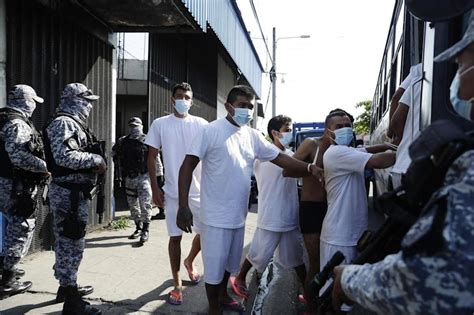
xmin=122 ymin=0 xmax=395 ymax=129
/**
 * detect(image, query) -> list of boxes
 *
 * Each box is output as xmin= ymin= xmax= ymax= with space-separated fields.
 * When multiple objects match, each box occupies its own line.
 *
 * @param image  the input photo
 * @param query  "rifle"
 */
xmin=86 ymin=140 xmax=107 ymax=224
xmin=10 ymin=168 xmax=50 ymax=218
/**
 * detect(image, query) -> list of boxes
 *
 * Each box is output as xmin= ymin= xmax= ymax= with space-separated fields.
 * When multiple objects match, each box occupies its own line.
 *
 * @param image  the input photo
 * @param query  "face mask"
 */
xmin=449 ymin=66 xmax=474 ymax=121
xmin=231 ymin=107 xmax=253 ymax=126
xmin=279 ymin=132 xmax=293 ymax=147
xmin=174 ymin=99 xmax=191 ymax=115
xmin=330 ymin=127 xmax=354 ymax=146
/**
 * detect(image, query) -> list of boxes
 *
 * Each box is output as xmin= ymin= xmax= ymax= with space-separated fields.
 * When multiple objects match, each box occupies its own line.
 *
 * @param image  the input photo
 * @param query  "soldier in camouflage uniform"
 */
xmin=0 ymin=85 xmax=48 ymax=298
xmin=332 ymin=11 xmax=474 ymax=315
xmin=44 ymin=83 xmax=105 ymax=315
xmin=112 ymin=117 xmax=152 ymax=243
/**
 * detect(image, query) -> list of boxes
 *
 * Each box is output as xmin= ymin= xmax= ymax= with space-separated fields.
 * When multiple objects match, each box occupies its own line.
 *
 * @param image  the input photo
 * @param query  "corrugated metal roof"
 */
xmin=181 ymin=0 xmax=263 ymax=96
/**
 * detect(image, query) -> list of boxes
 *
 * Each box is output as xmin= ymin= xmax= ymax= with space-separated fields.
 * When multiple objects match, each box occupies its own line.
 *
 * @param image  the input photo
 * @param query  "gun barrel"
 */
xmin=310 ymin=251 xmax=345 ymax=297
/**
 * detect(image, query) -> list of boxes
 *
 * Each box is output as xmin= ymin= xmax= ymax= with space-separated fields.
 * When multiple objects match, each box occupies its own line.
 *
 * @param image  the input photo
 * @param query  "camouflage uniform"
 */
xmin=341 ymin=150 xmax=474 ymax=315
xmin=45 ymin=83 xmax=104 ymax=288
xmin=124 ymin=173 xmax=152 ymax=224
xmin=112 ymin=118 xmax=152 ymax=241
xmin=112 ymin=121 xmax=152 ymax=224
xmin=0 ymin=85 xmax=47 ymax=271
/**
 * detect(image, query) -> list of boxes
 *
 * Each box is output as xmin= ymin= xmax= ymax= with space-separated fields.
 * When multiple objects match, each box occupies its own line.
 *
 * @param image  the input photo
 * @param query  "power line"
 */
xmin=250 ymin=0 xmax=273 ymax=64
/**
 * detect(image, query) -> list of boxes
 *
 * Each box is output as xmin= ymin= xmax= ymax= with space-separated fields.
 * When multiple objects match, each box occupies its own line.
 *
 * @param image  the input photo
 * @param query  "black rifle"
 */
xmin=86 ymin=140 xmax=107 ymax=224
xmin=11 ymin=168 xmax=50 ymax=218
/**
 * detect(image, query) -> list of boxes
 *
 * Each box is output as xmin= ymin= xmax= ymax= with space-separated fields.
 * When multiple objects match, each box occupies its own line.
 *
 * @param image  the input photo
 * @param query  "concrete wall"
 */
xmin=120 ymin=59 xmax=147 ymax=81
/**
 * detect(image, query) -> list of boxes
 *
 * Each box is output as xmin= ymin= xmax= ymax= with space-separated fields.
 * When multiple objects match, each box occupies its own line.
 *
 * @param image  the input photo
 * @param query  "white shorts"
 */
xmin=165 ymin=196 xmax=201 ymax=237
xmin=247 ymin=227 xmax=304 ymax=272
xmin=320 ymin=240 xmax=357 ymax=311
xmin=200 ymin=223 xmax=245 ymax=285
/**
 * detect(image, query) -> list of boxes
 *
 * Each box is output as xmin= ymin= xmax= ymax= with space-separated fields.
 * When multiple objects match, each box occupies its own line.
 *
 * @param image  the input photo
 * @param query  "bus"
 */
xmin=369 ymin=0 xmax=474 ymax=196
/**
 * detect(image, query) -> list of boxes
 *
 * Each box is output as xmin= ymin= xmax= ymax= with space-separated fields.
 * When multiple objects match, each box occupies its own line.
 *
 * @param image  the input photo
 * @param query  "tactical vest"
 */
xmin=119 ymin=134 xmax=148 ymax=177
xmin=0 ymin=107 xmax=45 ymax=179
xmin=43 ymin=112 xmax=105 ymax=177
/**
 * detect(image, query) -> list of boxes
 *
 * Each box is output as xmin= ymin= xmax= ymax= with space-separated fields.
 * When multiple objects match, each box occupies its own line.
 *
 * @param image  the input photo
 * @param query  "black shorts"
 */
xmin=299 ymin=201 xmax=328 ymax=234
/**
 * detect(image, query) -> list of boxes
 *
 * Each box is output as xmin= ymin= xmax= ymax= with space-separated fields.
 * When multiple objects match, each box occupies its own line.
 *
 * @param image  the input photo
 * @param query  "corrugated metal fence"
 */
xmin=6 ymin=0 xmax=113 ymax=252
xmin=148 ymin=33 xmax=217 ymax=122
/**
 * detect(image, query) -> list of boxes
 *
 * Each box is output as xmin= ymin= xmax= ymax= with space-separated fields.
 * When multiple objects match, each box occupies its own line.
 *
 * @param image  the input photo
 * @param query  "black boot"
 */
xmin=62 ymin=285 xmax=101 ymax=315
xmin=129 ymin=221 xmax=142 ymax=239
xmin=140 ymin=223 xmax=149 ymax=243
xmin=151 ymin=209 xmax=165 ymax=220
xmin=0 ymin=269 xmax=32 ymax=298
xmin=56 ymin=284 xmax=94 ymax=303
xmin=0 ymin=266 xmax=25 ymax=279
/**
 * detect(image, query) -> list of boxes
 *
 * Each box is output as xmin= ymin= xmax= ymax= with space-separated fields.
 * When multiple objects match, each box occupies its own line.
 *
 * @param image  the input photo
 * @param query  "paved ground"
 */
xmin=1 ymin=198 xmax=382 ymax=314
xmin=0 ymin=206 xmax=269 ymax=314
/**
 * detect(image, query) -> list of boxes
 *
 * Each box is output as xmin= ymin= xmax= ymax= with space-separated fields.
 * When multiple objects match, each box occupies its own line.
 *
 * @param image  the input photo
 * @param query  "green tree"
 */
xmin=353 ymin=100 xmax=372 ymax=135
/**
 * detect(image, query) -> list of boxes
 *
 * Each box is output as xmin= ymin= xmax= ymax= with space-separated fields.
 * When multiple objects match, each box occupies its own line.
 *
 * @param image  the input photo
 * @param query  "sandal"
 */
xmin=221 ymin=299 xmax=245 ymax=313
xmin=229 ymin=276 xmax=249 ymax=299
xmin=167 ymin=289 xmax=183 ymax=305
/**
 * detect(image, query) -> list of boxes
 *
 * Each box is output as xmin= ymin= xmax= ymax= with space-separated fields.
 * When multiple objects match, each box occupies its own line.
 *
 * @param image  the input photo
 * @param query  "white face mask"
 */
xmin=231 ymin=107 xmax=253 ymax=126
xmin=174 ymin=99 xmax=191 ymax=115
xmin=279 ymin=132 xmax=293 ymax=147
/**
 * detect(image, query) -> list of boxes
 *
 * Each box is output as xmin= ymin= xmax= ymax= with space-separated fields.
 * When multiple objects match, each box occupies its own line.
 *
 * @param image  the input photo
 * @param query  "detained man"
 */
xmin=177 ymin=85 xmax=323 ymax=315
xmin=145 ymin=82 xmax=207 ymax=305
xmin=230 ymin=115 xmax=306 ymax=300
xmin=320 ymin=110 xmax=396 ymax=310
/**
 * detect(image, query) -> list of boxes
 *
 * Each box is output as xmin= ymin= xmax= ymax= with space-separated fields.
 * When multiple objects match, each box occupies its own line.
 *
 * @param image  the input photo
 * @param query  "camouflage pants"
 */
xmin=0 ymin=177 xmax=36 ymax=270
xmin=49 ymin=182 xmax=89 ymax=287
xmin=125 ymin=173 xmax=152 ymax=224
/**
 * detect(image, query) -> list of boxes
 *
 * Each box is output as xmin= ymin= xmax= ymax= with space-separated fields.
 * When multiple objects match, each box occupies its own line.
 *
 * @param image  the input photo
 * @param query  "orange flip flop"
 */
xmin=229 ymin=276 xmax=249 ymax=299
xmin=167 ymin=289 xmax=182 ymax=305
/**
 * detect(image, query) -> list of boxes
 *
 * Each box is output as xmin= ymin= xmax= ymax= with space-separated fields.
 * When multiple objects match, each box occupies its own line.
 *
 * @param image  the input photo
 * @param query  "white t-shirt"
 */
xmin=145 ymin=114 xmax=207 ymax=198
xmin=322 ymin=145 xmax=372 ymax=246
xmin=392 ymin=64 xmax=423 ymax=174
xmin=254 ymin=148 xmax=299 ymax=232
xmin=188 ymin=118 xmax=280 ymax=229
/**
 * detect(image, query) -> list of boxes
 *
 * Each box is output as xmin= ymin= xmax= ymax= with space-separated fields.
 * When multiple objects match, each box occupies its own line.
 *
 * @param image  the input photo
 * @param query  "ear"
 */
xmin=170 ymin=95 xmax=176 ymax=104
xmin=225 ymin=102 xmax=234 ymax=114
xmin=271 ymin=129 xmax=280 ymax=139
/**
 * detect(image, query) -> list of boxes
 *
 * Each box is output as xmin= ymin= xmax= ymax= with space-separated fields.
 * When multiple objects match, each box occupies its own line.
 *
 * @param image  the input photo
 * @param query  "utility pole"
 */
xmin=272 ymin=27 xmax=276 ymax=118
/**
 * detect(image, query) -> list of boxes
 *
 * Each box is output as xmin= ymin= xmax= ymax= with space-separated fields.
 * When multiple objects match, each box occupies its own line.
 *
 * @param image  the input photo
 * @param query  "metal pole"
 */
xmin=272 ymin=27 xmax=276 ymax=117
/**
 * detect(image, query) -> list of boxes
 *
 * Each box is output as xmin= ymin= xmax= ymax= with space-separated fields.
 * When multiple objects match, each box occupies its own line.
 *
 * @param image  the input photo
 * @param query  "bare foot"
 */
xmin=183 ymin=258 xmax=201 ymax=283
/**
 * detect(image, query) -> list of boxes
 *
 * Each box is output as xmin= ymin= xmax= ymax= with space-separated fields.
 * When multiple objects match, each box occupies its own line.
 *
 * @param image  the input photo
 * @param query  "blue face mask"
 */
xmin=231 ymin=107 xmax=253 ymax=126
xmin=330 ymin=127 xmax=354 ymax=146
xmin=449 ymin=66 xmax=473 ymax=121
xmin=174 ymin=99 xmax=191 ymax=115
xmin=279 ymin=132 xmax=293 ymax=147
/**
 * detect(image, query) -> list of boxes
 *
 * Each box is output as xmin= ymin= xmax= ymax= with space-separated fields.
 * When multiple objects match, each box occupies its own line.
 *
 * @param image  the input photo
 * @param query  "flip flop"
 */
xmin=183 ymin=262 xmax=201 ymax=284
xmin=221 ymin=299 xmax=245 ymax=313
xmin=167 ymin=289 xmax=183 ymax=305
xmin=229 ymin=276 xmax=249 ymax=299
